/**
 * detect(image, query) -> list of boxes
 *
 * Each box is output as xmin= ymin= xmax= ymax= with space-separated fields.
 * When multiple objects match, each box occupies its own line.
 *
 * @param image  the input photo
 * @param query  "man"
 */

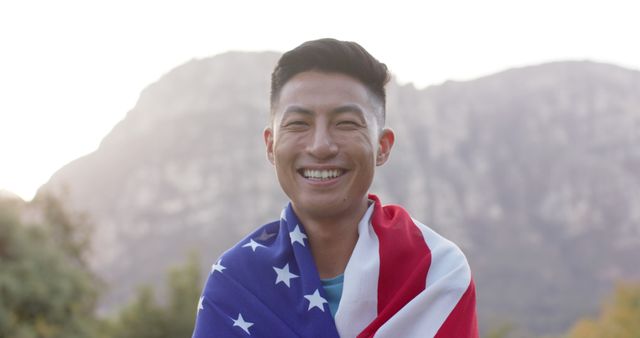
xmin=192 ymin=38 xmax=478 ymax=337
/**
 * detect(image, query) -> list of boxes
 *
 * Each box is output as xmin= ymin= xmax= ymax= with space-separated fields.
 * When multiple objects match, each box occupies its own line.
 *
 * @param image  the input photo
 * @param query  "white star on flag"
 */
xmin=242 ymin=239 xmax=266 ymax=252
xmin=197 ymin=296 xmax=204 ymax=314
xmin=304 ymin=289 xmax=328 ymax=312
xmin=256 ymin=229 xmax=276 ymax=242
xmin=273 ymin=263 xmax=299 ymax=287
xmin=232 ymin=313 xmax=254 ymax=335
xmin=211 ymin=259 xmax=226 ymax=274
xmin=289 ymin=225 xmax=307 ymax=246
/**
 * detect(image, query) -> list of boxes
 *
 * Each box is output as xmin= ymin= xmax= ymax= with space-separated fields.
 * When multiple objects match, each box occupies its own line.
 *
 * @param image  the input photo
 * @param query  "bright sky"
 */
xmin=1 ymin=0 xmax=639 ymax=201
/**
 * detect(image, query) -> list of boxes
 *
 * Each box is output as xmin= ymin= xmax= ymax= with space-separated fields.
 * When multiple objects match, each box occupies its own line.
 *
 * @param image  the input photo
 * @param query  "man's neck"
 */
xmin=294 ymin=200 xmax=370 ymax=279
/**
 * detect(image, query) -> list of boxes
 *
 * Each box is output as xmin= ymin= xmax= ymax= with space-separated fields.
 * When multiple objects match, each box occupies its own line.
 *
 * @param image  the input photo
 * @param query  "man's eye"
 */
xmin=284 ymin=121 xmax=308 ymax=127
xmin=337 ymin=121 xmax=360 ymax=127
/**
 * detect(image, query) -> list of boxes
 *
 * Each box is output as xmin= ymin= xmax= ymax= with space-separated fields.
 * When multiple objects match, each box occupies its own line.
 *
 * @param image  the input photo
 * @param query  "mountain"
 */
xmin=40 ymin=53 xmax=640 ymax=335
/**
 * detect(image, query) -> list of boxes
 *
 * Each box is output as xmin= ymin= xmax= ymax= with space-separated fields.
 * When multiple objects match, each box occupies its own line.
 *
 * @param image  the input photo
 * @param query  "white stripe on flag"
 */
xmin=373 ymin=218 xmax=471 ymax=338
xmin=335 ymin=204 xmax=378 ymax=337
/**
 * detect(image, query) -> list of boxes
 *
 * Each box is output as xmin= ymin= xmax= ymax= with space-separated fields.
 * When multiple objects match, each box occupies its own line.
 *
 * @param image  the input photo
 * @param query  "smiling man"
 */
xmin=192 ymin=39 xmax=478 ymax=338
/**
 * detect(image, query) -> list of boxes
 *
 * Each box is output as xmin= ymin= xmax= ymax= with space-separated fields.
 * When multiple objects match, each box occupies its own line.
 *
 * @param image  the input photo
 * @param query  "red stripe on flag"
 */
xmin=357 ymin=195 xmax=431 ymax=338
xmin=435 ymin=279 xmax=479 ymax=338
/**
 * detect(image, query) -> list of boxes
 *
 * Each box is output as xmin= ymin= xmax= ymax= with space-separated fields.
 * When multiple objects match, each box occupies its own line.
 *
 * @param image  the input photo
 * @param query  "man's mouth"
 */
xmin=299 ymin=168 xmax=345 ymax=181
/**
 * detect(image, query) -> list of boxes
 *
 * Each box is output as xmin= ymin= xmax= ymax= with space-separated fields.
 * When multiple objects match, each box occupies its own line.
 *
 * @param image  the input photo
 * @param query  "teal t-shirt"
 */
xmin=320 ymin=274 xmax=344 ymax=318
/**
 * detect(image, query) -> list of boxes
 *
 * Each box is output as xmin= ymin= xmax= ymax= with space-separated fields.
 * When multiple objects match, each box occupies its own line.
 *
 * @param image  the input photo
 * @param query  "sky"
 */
xmin=1 ymin=0 xmax=639 ymax=201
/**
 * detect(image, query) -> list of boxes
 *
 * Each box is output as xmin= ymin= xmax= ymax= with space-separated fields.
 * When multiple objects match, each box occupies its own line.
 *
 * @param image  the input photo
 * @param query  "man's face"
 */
xmin=264 ymin=71 xmax=394 ymax=220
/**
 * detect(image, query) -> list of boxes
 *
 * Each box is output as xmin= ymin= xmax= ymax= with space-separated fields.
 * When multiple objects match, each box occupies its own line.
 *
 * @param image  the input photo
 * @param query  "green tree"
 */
xmin=567 ymin=282 xmax=640 ymax=338
xmin=0 ymin=194 xmax=99 ymax=338
xmin=31 ymin=191 xmax=92 ymax=267
xmin=108 ymin=252 xmax=203 ymax=338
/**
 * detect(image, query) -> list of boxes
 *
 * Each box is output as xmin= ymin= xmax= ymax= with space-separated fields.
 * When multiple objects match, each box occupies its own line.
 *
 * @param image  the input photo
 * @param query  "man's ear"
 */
xmin=376 ymin=128 xmax=395 ymax=166
xmin=264 ymin=127 xmax=275 ymax=165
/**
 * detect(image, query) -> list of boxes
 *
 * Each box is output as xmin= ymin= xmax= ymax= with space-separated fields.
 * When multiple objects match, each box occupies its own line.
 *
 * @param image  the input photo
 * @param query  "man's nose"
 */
xmin=306 ymin=126 xmax=338 ymax=159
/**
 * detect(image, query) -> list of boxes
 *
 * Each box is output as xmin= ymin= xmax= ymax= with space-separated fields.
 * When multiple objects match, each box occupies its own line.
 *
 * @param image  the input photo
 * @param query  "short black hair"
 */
xmin=270 ymin=38 xmax=390 ymax=125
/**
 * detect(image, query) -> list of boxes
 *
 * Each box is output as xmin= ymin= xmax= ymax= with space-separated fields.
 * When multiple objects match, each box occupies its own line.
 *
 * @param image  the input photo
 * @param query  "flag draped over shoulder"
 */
xmin=192 ymin=194 xmax=478 ymax=338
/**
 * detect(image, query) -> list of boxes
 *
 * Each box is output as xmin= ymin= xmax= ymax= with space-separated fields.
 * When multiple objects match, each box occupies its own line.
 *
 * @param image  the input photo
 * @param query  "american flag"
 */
xmin=192 ymin=194 xmax=478 ymax=337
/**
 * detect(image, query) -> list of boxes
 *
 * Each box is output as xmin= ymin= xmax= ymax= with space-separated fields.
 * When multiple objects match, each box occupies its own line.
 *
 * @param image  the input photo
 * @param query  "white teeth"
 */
xmin=302 ymin=169 xmax=343 ymax=180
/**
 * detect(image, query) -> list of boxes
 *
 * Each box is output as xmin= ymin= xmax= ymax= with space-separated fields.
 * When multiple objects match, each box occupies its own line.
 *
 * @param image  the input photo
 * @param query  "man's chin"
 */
xmin=292 ymin=196 xmax=343 ymax=218
xmin=291 ymin=193 xmax=367 ymax=221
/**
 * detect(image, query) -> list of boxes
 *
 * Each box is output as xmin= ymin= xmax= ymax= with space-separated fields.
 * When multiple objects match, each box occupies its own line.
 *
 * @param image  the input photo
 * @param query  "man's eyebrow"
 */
xmin=281 ymin=104 xmax=368 ymax=121
xmin=331 ymin=104 xmax=366 ymax=121
xmin=282 ymin=105 xmax=314 ymax=116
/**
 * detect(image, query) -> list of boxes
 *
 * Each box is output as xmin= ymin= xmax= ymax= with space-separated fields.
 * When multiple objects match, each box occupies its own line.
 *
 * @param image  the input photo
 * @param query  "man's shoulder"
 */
xmin=375 ymin=201 xmax=471 ymax=281
xmin=220 ymin=219 xmax=281 ymax=263
xmin=410 ymin=217 xmax=468 ymax=260
xmin=201 ymin=219 xmax=284 ymax=302
xmin=377 ymin=203 xmax=469 ymax=263
xmin=407 ymin=216 xmax=472 ymax=291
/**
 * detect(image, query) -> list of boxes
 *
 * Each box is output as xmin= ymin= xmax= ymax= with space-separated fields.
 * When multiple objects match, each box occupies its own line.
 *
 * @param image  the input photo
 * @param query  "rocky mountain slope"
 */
xmin=41 ymin=52 xmax=640 ymax=335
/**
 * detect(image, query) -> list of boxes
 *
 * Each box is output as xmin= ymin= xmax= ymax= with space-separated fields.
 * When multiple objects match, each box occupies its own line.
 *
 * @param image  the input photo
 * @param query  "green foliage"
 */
xmin=31 ymin=192 xmax=92 ymax=267
xmin=567 ymin=282 xmax=640 ymax=338
xmin=0 ymin=194 xmax=99 ymax=338
xmin=1 ymin=192 xmax=203 ymax=337
xmin=485 ymin=323 xmax=515 ymax=338
xmin=107 ymin=252 xmax=203 ymax=338
xmin=109 ymin=286 xmax=167 ymax=338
